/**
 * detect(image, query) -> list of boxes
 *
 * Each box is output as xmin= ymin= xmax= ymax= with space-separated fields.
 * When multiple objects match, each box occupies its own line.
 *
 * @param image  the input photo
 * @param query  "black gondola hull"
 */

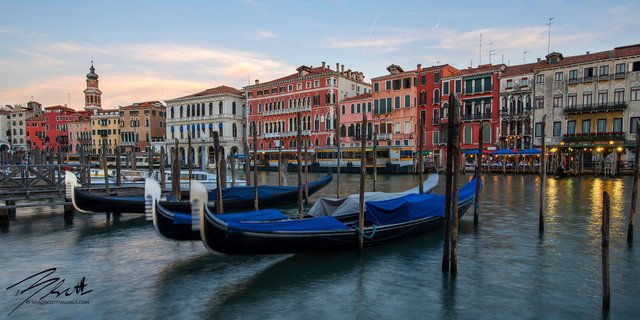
xmin=154 ymin=202 xmax=200 ymax=241
xmin=201 ymin=200 xmax=473 ymax=255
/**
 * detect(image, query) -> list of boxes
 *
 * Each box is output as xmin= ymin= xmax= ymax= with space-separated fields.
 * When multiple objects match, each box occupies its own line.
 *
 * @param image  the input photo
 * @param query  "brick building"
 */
xmin=120 ymin=101 xmax=166 ymax=154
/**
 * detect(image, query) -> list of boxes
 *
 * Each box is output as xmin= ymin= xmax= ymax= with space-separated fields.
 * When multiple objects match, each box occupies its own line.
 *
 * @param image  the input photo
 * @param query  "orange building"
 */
xmin=120 ymin=101 xmax=166 ymax=154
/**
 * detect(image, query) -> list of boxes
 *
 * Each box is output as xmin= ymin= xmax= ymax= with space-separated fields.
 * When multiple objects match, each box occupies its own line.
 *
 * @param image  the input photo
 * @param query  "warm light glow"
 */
xmin=617 ymin=147 xmax=623 ymax=152
xmin=560 ymin=141 xmax=565 ymax=146
xmin=609 ymin=140 xmax=614 ymax=145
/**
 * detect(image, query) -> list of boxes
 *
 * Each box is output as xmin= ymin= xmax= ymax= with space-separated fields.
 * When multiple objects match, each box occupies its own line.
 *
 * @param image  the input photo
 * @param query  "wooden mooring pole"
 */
xmin=450 ymin=95 xmax=461 ymax=277
xmin=373 ymin=132 xmax=377 ymax=192
xmin=336 ymin=104 xmax=341 ymax=199
xmin=253 ymin=127 xmax=259 ymax=211
xmin=187 ymin=133 xmax=193 ymax=183
xmin=358 ymin=113 xmax=367 ymax=252
xmin=297 ymin=112 xmax=303 ymax=219
xmin=159 ymin=147 xmax=166 ymax=190
xmin=304 ymin=140 xmax=309 ymax=205
xmin=539 ymin=115 xmax=547 ymax=233
xmin=230 ymin=155 xmax=237 ymax=187
xmin=628 ymin=120 xmax=640 ymax=244
xmin=418 ymin=117 xmax=425 ymax=194
xmin=213 ymin=132 xmax=223 ymax=214
xmin=115 ymin=147 xmax=121 ymax=186
xmin=602 ymin=191 xmax=611 ymax=311
xmin=474 ymin=124 xmax=483 ymax=226
xmin=278 ymin=144 xmax=283 ymax=186
xmin=172 ymin=139 xmax=181 ymax=201
xmin=102 ymin=140 xmax=109 ymax=195
xmin=442 ymin=94 xmax=456 ymax=274
xmin=244 ymin=125 xmax=251 ymax=186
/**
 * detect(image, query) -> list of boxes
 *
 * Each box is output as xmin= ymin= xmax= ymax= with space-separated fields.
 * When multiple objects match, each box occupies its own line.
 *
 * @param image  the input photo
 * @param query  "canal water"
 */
xmin=1 ymin=172 xmax=639 ymax=319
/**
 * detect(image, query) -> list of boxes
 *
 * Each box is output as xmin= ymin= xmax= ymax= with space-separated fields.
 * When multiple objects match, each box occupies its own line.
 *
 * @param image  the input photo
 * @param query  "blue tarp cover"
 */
xmin=226 ymin=216 xmax=350 ymax=233
xmin=172 ymin=209 xmax=288 ymax=225
xmin=364 ymin=177 xmax=480 ymax=226
xmin=207 ymin=173 xmax=331 ymax=201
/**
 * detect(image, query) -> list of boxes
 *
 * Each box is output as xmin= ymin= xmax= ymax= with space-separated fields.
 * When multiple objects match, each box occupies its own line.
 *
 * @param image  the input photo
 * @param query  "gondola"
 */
xmin=146 ymin=173 xmax=438 ymax=241
xmin=195 ymin=176 xmax=480 ymax=255
xmin=65 ymin=171 xmax=332 ymax=214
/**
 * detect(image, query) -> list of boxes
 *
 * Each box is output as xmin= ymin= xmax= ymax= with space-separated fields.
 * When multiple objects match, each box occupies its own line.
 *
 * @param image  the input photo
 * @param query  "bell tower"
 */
xmin=84 ymin=61 xmax=102 ymax=112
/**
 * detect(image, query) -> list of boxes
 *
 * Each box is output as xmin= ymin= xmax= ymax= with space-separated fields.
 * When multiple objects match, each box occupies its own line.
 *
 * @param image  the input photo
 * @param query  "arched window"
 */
xmin=355 ymin=123 xmax=361 ymax=139
xmin=331 ymin=93 xmax=336 ymax=104
xmin=219 ymin=101 xmax=223 ymax=114
xmin=232 ymin=123 xmax=238 ymax=138
xmin=351 ymin=104 xmax=354 ymax=114
xmin=340 ymin=124 xmax=346 ymax=137
xmin=367 ymin=122 xmax=373 ymax=140
xmin=348 ymin=124 xmax=354 ymax=137
xmin=326 ymin=136 xmax=331 ymax=146
xmin=289 ymin=118 xmax=293 ymax=131
xmin=419 ymin=91 xmax=427 ymax=105
xmin=434 ymin=89 xmax=441 ymax=104
xmin=232 ymin=101 xmax=236 ymax=115
xmin=314 ymin=115 xmax=320 ymax=131
xmin=463 ymin=125 xmax=472 ymax=144
xmin=341 ymin=105 xmax=345 ymax=114
xmin=315 ymin=138 xmax=319 ymax=147
xmin=186 ymin=105 xmax=191 ymax=117
xmin=326 ymin=113 xmax=332 ymax=130
xmin=219 ymin=123 xmax=224 ymax=137
xmin=367 ymin=102 xmax=372 ymax=113
xmin=482 ymin=124 xmax=491 ymax=144
xmin=357 ymin=103 xmax=361 ymax=113
xmin=170 ymin=107 xmax=174 ymax=118
xmin=179 ymin=106 xmax=184 ymax=117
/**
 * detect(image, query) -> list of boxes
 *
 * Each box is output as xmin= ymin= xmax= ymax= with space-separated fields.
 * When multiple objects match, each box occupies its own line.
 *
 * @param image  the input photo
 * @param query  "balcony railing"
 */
xmin=614 ymin=72 xmax=626 ymax=79
xmin=564 ymin=102 xmax=627 ymax=115
xmin=461 ymin=112 xmax=492 ymax=121
xmin=262 ymin=106 xmax=311 ymax=116
xmin=562 ymin=132 xmax=626 ymax=142
xmin=500 ymin=108 xmax=531 ymax=116
xmin=598 ymin=74 xmax=610 ymax=81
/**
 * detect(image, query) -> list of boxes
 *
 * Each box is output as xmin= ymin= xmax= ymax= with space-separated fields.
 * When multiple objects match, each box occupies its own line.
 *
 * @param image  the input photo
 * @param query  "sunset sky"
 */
xmin=1 ymin=0 xmax=638 ymax=110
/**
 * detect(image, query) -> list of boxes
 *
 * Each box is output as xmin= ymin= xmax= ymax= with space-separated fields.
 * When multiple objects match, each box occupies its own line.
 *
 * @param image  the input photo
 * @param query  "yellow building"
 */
xmin=91 ymin=109 xmax=120 ymax=154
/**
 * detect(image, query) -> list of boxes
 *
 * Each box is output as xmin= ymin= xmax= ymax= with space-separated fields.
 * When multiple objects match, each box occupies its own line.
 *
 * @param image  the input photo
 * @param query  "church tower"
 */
xmin=84 ymin=62 xmax=102 ymax=112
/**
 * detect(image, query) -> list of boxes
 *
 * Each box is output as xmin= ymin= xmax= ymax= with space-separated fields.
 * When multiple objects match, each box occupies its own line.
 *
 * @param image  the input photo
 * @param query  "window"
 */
xmin=434 ymin=72 xmax=440 ymax=83
xmin=219 ymin=101 xmax=223 ymax=114
xmin=584 ymin=67 xmax=595 ymax=80
xmin=613 ymin=118 xmax=623 ymax=132
xmin=403 ymin=78 xmax=411 ymax=89
xmin=582 ymin=119 xmax=591 ymax=134
xmin=553 ymin=96 xmax=563 ymax=108
xmin=631 ymin=117 xmax=640 ymax=133
xmin=433 ymin=89 xmax=440 ymax=103
xmin=535 ymin=123 xmax=542 ymax=137
xmin=567 ymin=94 xmax=577 ymax=108
xmin=404 ymin=95 xmax=410 ymax=108
xmin=463 ymin=125 xmax=472 ymax=144
xmin=373 ymin=100 xmax=378 ymax=114
xmin=419 ymin=91 xmax=427 ymax=105
xmin=306 ymin=81 xmax=311 ymax=89
xmin=394 ymin=96 xmax=400 ymax=109
xmin=288 ymin=84 xmax=293 ymax=91
xmin=367 ymin=102 xmax=371 ymax=113
xmin=394 ymin=122 xmax=400 ymax=134
xmin=615 ymin=63 xmax=626 ymax=75
xmin=326 ymin=79 xmax=332 ymax=86
xmin=404 ymin=121 xmax=411 ymax=134
xmin=443 ymin=82 xmax=449 ymax=95
xmin=583 ymin=92 xmax=593 ymax=106
xmin=521 ymin=78 xmax=529 ymax=86
xmin=506 ymin=79 xmax=513 ymax=89
xmin=597 ymin=91 xmax=608 ymax=106
xmin=553 ymin=121 xmax=561 ymax=136
xmin=535 ymin=97 xmax=544 ymax=109
xmin=357 ymin=103 xmax=361 ymax=114
xmin=421 ymin=75 xmax=426 ymax=85
xmin=465 ymin=80 xmax=473 ymax=94
xmin=482 ymin=124 xmax=491 ymax=143
xmin=433 ymin=108 xmax=440 ymax=124
xmin=555 ymin=72 xmax=564 ymax=81
xmin=569 ymin=69 xmax=578 ymax=80
xmin=385 ymin=81 xmax=391 ymax=90
xmin=597 ymin=119 xmax=607 ymax=133
xmin=297 ymin=83 xmax=302 ymax=90
xmin=350 ymin=104 xmax=354 ymax=114
xmin=631 ymin=87 xmax=640 ymax=101
xmin=536 ymin=74 xmax=544 ymax=84
xmin=455 ymin=80 xmax=462 ymax=93
xmin=432 ymin=131 xmax=440 ymax=144
xmin=374 ymin=83 xmax=379 ymax=92
xmin=600 ymin=65 xmax=609 ymax=77
xmin=393 ymin=79 xmax=401 ymax=90
xmin=614 ymin=89 xmax=625 ymax=105
xmin=380 ymin=99 xmax=386 ymax=114
xmin=567 ymin=120 xmax=576 ymax=134
xmin=633 ymin=61 xmax=640 ymax=72
xmin=386 ymin=98 xmax=392 ymax=112
xmin=314 ymin=80 xmax=319 ymax=87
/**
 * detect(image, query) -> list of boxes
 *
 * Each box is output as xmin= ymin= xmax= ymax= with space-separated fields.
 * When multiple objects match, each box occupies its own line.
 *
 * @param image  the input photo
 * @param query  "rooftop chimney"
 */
xmin=322 ymin=61 xmax=326 ymax=69
xmin=336 ymin=63 xmax=340 ymax=72
xmin=586 ymin=51 xmax=590 ymax=54
xmin=341 ymin=64 xmax=345 ymax=73
xmin=417 ymin=64 xmax=422 ymax=71
xmin=255 ymin=79 xmax=259 ymax=85
xmin=537 ymin=58 xmax=541 ymax=62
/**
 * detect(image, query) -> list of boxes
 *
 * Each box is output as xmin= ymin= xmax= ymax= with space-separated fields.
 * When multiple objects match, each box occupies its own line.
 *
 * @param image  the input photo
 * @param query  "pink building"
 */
xmin=68 ymin=115 xmax=92 ymax=154
xmin=338 ymin=93 xmax=372 ymax=147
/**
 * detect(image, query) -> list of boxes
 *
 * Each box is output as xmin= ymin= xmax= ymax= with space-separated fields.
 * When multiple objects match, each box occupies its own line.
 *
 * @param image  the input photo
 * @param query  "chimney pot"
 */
xmin=322 ymin=61 xmax=326 ymax=69
xmin=336 ymin=63 xmax=339 ymax=72
xmin=341 ymin=64 xmax=344 ymax=73
xmin=586 ymin=51 xmax=590 ymax=54
xmin=537 ymin=58 xmax=541 ymax=62
xmin=417 ymin=64 xmax=422 ymax=70
xmin=255 ymin=79 xmax=259 ymax=85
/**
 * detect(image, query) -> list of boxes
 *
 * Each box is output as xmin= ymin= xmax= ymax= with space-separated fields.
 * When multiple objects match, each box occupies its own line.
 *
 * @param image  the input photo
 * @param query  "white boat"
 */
xmin=152 ymin=170 xmax=246 ymax=191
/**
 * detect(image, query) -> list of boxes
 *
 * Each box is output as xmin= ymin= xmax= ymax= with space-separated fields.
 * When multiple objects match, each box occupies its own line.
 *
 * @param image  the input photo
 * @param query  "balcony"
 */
xmin=500 ymin=108 xmax=531 ymax=116
xmin=614 ymin=72 xmax=626 ymax=79
xmin=461 ymin=112 xmax=492 ymax=121
xmin=562 ymin=132 xmax=626 ymax=143
xmin=567 ymin=78 xmax=579 ymax=85
xmin=262 ymin=106 xmax=311 ymax=116
xmin=598 ymin=74 xmax=610 ymax=81
xmin=564 ymin=102 xmax=627 ymax=115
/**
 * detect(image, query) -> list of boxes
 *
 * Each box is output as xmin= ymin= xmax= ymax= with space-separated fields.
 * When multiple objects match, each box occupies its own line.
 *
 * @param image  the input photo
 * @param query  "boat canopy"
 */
xmin=226 ymin=216 xmax=351 ymax=233
xmin=308 ymin=173 xmax=439 ymax=217
xmin=173 ymin=209 xmax=287 ymax=225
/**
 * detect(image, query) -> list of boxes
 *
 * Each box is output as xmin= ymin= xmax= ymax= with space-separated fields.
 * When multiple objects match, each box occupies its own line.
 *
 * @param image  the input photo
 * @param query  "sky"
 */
xmin=0 ymin=0 xmax=638 ymax=110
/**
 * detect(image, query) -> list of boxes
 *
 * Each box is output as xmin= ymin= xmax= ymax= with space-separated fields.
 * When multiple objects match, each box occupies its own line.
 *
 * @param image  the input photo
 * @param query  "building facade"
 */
xmin=120 ymin=101 xmax=166 ymax=154
xmin=68 ymin=115 xmax=92 ymax=154
xmin=165 ymin=86 xmax=246 ymax=166
xmin=338 ymin=93 xmax=372 ymax=147
xmin=0 ymin=105 xmax=13 ymax=150
xmin=246 ymin=63 xmax=370 ymax=156
xmin=9 ymin=101 xmax=42 ymax=151
xmin=91 ymin=109 xmax=120 ymax=154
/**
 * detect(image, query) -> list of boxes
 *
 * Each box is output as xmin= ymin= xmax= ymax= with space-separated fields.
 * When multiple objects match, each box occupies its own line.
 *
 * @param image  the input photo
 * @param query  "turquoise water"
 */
xmin=1 ymin=172 xmax=639 ymax=319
